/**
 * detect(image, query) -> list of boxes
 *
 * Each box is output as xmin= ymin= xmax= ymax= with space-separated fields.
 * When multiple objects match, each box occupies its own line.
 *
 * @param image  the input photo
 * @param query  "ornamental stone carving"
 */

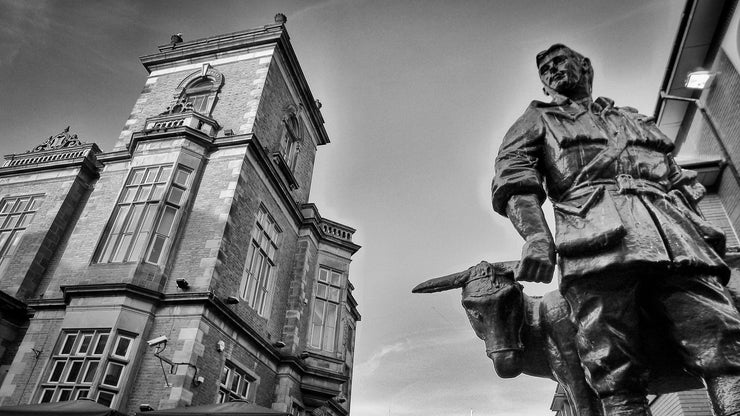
xmin=31 ymin=126 xmax=84 ymax=152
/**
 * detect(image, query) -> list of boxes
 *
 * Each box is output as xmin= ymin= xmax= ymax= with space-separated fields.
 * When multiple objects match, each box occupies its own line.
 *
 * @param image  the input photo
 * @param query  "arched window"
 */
xmin=279 ymin=108 xmax=302 ymax=171
xmin=168 ymin=66 xmax=224 ymax=117
xmin=181 ymin=77 xmax=218 ymax=115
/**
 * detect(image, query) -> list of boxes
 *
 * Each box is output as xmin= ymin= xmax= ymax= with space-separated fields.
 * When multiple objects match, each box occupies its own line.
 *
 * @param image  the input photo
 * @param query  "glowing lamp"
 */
xmin=685 ymin=70 xmax=714 ymax=89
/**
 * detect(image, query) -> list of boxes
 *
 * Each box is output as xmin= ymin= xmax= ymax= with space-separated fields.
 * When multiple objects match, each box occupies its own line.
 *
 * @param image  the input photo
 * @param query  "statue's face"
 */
xmin=538 ymin=49 xmax=586 ymax=95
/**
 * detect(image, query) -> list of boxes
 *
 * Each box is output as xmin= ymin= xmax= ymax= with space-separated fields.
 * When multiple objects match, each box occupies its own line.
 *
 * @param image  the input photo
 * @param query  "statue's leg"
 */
xmin=706 ymin=376 xmax=740 ymax=416
xmin=562 ymin=274 xmax=651 ymax=416
xmin=647 ymin=273 xmax=740 ymax=416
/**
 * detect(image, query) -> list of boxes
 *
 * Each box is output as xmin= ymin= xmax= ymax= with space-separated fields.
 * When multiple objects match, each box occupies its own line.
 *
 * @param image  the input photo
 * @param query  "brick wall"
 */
xmin=114 ymin=51 xmax=273 ymax=151
xmin=253 ymin=59 xmax=318 ymax=204
xmin=0 ymin=310 xmax=64 ymax=406
xmin=0 ymin=167 xmax=95 ymax=300
xmin=125 ymin=305 xmax=279 ymax=413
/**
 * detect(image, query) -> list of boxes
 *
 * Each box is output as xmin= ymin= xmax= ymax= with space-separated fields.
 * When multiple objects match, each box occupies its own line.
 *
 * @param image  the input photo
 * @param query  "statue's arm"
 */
xmin=667 ymin=155 xmax=705 ymax=207
xmin=492 ymin=107 xmax=554 ymax=283
xmin=506 ymin=195 xmax=555 ymax=283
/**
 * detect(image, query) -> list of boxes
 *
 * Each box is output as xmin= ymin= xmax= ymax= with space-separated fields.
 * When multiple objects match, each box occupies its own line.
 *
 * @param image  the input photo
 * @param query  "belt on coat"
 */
xmin=560 ymin=174 xmax=669 ymax=202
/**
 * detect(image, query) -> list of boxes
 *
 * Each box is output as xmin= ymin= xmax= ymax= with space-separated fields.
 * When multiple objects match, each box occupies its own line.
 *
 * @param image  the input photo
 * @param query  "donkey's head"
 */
xmin=413 ymin=261 xmax=525 ymax=378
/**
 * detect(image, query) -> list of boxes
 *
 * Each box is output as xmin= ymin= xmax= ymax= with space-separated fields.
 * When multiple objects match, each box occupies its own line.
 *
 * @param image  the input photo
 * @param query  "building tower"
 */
xmin=0 ymin=15 xmax=360 ymax=416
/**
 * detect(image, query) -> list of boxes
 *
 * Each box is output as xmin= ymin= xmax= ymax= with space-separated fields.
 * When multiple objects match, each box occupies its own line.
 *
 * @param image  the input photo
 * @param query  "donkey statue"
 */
xmin=412 ymin=260 xmax=704 ymax=416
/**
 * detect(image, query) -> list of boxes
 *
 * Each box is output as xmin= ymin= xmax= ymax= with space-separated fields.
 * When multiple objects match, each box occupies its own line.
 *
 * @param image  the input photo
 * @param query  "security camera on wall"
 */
xmin=147 ymin=336 xmax=168 ymax=347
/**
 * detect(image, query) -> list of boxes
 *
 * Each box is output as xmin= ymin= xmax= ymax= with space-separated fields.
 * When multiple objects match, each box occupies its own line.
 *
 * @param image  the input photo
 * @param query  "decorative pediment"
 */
xmin=31 ymin=126 xmax=84 ymax=152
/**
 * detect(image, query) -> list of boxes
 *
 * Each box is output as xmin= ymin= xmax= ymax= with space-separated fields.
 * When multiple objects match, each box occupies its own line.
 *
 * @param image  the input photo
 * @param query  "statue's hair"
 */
xmin=536 ymin=44 xmax=593 ymax=88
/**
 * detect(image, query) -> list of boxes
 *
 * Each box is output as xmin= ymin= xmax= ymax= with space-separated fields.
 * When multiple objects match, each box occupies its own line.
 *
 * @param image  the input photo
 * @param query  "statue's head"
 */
xmin=536 ymin=44 xmax=593 ymax=100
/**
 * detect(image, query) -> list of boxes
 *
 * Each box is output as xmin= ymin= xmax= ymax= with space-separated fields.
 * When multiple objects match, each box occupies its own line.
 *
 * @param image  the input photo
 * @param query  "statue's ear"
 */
xmin=582 ymin=57 xmax=592 ymax=70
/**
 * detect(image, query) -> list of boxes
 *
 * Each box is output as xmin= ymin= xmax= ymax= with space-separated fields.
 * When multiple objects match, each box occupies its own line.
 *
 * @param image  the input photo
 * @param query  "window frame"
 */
xmin=94 ymin=164 xmax=193 ymax=266
xmin=0 ymin=194 xmax=44 ymax=273
xmin=309 ymin=267 xmax=344 ymax=352
xmin=180 ymin=77 xmax=219 ymax=116
xmin=37 ymin=330 xmax=136 ymax=406
xmin=217 ymin=361 xmax=254 ymax=403
xmin=279 ymin=110 xmax=303 ymax=171
xmin=239 ymin=205 xmax=281 ymax=317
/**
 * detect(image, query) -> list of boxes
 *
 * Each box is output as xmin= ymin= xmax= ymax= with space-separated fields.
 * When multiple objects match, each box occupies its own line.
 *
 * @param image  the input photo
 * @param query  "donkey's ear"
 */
xmin=412 ymin=269 xmax=471 ymax=293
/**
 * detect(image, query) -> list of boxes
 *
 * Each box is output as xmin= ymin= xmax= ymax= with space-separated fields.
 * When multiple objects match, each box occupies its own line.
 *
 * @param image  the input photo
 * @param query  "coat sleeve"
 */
xmin=491 ymin=104 xmax=547 ymax=217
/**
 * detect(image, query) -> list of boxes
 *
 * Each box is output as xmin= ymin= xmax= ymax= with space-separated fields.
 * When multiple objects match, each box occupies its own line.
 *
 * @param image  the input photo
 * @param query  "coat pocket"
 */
xmin=668 ymin=190 xmax=726 ymax=256
xmin=553 ymin=186 xmax=626 ymax=256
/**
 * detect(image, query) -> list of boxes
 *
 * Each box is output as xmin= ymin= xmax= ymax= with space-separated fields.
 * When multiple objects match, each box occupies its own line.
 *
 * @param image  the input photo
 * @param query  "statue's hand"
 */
xmin=516 ymin=232 xmax=555 ymax=283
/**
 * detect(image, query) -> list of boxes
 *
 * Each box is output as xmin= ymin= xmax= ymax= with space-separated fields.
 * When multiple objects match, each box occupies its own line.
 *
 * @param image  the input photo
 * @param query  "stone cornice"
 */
xmin=0 ymin=143 xmax=102 ymax=178
xmin=139 ymin=23 xmax=328 ymax=146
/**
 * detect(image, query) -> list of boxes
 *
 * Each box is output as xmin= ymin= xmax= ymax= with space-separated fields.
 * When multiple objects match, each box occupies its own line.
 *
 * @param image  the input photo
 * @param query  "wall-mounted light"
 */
xmin=140 ymin=404 xmax=155 ymax=412
xmin=273 ymin=341 xmax=286 ymax=348
xmin=685 ymin=70 xmax=715 ymax=89
xmin=225 ymin=296 xmax=239 ymax=304
xmin=175 ymin=278 xmax=190 ymax=289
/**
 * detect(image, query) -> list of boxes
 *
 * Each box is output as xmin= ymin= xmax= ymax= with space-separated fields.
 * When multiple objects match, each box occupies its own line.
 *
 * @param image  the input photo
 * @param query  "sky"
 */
xmin=0 ymin=1 xmax=687 ymax=415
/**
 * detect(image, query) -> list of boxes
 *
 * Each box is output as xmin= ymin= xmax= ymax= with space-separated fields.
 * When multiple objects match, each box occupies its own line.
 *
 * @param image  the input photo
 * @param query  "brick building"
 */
xmin=0 ymin=16 xmax=360 ymax=416
xmin=551 ymin=0 xmax=740 ymax=415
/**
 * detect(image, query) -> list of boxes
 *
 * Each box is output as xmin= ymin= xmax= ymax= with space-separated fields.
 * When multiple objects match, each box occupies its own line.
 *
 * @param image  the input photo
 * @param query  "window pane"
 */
xmin=147 ymin=235 xmax=167 ymax=264
xmin=326 ymin=303 xmax=338 ymax=328
xmin=77 ymin=334 xmax=93 ymax=355
xmin=128 ymin=169 xmax=145 ymax=185
xmin=121 ymin=187 xmax=135 ymax=203
xmin=310 ymin=324 xmax=323 ymax=348
xmin=76 ymin=389 xmax=89 ymax=399
xmin=330 ymin=271 xmax=341 ymax=286
xmin=151 ymin=184 xmax=166 ymax=200
xmin=50 ymin=360 xmax=66 ymax=382
xmin=28 ymin=197 xmax=41 ymax=211
xmin=13 ymin=198 xmax=28 ymax=212
xmin=220 ymin=366 xmax=230 ymax=385
xmin=39 ymin=389 xmax=54 ymax=403
xmin=316 ymin=284 xmax=327 ymax=299
xmin=157 ymin=166 xmax=172 ymax=182
xmin=97 ymin=390 xmax=115 ymax=406
xmin=58 ymin=388 xmax=73 ymax=402
xmin=173 ymin=168 xmax=190 ymax=187
xmin=240 ymin=379 xmax=249 ymax=397
xmin=102 ymin=362 xmax=124 ymax=387
xmin=113 ymin=336 xmax=132 ymax=358
xmin=318 ymin=269 xmax=328 ymax=283
xmin=135 ymin=185 xmax=153 ymax=202
xmin=323 ymin=328 xmax=336 ymax=352
xmin=329 ymin=287 xmax=341 ymax=302
xmin=312 ymin=300 xmax=325 ymax=326
xmin=61 ymin=334 xmax=77 ymax=355
xmin=230 ymin=372 xmax=241 ymax=392
xmin=167 ymin=187 xmax=184 ymax=205
xmin=94 ymin=334 xmax=109 ymax=355
xmin=156 ymin=206 xmax=177 ymax=235
xmin=18 ymin=213 xmax=33 ymax=228
xmin=144 ymin=167 xmax=159 ymax=183
xmin=0 ymin=200 xmax=9 ymax=213
xmin=66 ymin=361 xmax=83 ymax=383
xmin=111 ymin=234 xmax=132 ymax=262
xmin=83 ymin=361 xmax=99 ymax=383
xmin=0 ymin=231 xmax=11 ymax=255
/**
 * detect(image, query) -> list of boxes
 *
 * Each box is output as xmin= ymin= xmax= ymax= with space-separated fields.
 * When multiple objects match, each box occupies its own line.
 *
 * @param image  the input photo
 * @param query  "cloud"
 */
xmin=0 ymin=0 xmax=53 ymax=67
xmin=351 ymin=327 xmax=558 ymax=416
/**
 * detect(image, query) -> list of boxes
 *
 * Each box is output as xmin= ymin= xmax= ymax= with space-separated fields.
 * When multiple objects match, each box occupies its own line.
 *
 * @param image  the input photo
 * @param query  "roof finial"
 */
xmin=170 ymin=33 xmax=183 ymax=49
xmin=275 ymin=13 xmax=287 ymax=25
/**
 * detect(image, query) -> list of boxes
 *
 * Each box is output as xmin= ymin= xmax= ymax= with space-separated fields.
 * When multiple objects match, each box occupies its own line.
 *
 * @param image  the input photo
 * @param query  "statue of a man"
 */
xmin=492 ymin=44 xmax=740 ymax=415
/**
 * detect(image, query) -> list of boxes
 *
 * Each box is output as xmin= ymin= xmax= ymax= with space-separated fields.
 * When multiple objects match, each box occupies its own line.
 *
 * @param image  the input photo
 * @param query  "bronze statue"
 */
xmin=414 ymin=44 xmax=740 ymax=415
